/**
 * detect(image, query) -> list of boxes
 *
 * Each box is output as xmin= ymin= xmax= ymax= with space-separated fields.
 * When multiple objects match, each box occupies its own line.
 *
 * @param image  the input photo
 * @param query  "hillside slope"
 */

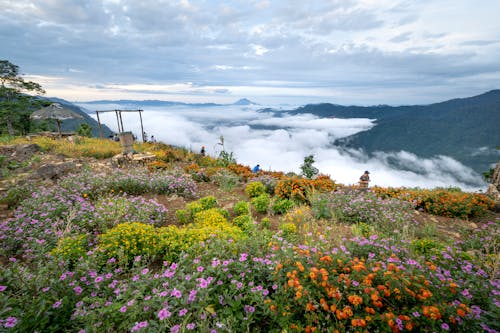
xmin=288 ymin=90 xmax=500 ymax=173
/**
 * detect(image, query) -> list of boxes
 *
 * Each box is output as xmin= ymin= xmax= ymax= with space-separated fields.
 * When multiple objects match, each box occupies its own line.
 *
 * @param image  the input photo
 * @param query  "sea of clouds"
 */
xmin=79 ymin=103 xmax=487 ymax=192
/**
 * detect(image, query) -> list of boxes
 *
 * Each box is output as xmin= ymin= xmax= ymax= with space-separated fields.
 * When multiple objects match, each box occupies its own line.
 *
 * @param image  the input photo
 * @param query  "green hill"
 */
xmin=288 ymin=90 xmax=500 ymax=173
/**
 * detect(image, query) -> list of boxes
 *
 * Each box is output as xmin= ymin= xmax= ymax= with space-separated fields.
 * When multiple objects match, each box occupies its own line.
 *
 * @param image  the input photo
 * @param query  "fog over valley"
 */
xmin=78 ymin=103 xmax=487 ymax=191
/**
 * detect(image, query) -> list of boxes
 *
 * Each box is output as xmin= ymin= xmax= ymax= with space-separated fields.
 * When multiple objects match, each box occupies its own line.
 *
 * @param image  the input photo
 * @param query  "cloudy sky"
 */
xmin=2 ymin=0 xmax=500 ymax=105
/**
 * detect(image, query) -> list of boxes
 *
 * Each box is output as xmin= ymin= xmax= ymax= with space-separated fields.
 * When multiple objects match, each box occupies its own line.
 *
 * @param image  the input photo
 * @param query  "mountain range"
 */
xmin=283 ymin=90 xmax=500 ymax=174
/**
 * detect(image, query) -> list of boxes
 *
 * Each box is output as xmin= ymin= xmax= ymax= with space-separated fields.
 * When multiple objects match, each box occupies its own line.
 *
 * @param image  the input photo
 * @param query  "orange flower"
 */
xmin=348 ymin=295 xmax=363 ymax=306
xmin=351 ymin=318 xmax=367 ymax=327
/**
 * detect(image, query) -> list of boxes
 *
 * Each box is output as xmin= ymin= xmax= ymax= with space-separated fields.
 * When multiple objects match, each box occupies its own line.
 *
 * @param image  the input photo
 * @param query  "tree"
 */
xmin=300 ymin=154 xmax=319 ymax=179
xmin=0 ymin=60 xmax=45 ymax=135
xmin=77 ymin=123 xmax=92 ymax=137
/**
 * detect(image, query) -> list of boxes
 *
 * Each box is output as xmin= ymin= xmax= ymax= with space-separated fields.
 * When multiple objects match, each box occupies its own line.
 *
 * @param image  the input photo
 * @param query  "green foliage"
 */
xmin=310 ymin=193 xmax=332 ymax=219
xmin=411 ymin=238 xmax=445 ymax=256
xmin=0 ymin=60 xmax=45 ymax=136
xmin=199 ymin=195 xmax=218 ymax=210
xmin=279 ymin=222 xmax=298 ymax=242
xmin=351 ymin=222 xmax=375 ymax=238
xmin=251 ymin=193 xmax=270 ymax=214
xmin=260 ymin=217 xmax=271 ymax=229
xmin=50 ymin=234 xmax=89 ymax=264
xmin=232 ymin=214 xmax=253 ymax=232
xmin=300 ymin=154 xmax=319 ymax=179
xmin=213 ymin=169 xmax=240 ymax=191
xmin=271 ymin=197 xmax=295 ymax=215
xmin=233 ymin=201 xmax=250 ymax=216
xmin=0 ymin=182 xmax=35 ymax=208
xmin=216 ymin=135 xmax=237 ymax=167
xmin=245 ymin=181 xmax=266 ymax=198
xmin=76 ymin=123 xmax=92 ymax=137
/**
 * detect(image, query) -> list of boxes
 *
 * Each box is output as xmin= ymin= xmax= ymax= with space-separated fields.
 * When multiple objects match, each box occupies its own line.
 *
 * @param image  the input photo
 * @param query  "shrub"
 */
xmin=279 ymin=223 xmax=298 ymax=242
xmin=232 ymin=214 xmax=253 ymax=233
xmin=411 ymin=238 xmax=445 ymax=256
xmin=372 ymin=186 xmax=494 ymax=219
xmin=251 ymin=193 xmax=270 ymax=214
xmin=199 ymin=195 xmax=218 ymax=210
xmin=250 ymin=175 xmax=279 ymax=194
xmin=261 ymin=217 xmax=271 ymax=229
xmin=275 ymin=177 xmax=313 ymax=203
xmin=0 ymin=182 xmax=35 ymax=208
xmin=310 ymin=193 xmax=332 ymax=219
xmin=300 ymin=154 xmax=319 ymax=179
xmin=233 ymin=201 xmax=251 ymax=216
xmin=271 ymin=197 xmax=295 ymax=215
xmin=50 ymin=234 xmax=89 ymax=264
xmin=98 ymin=222 xmax=160 ymax=264
xmin=213 ymin=169 xmax=240 ymax=191
xmin=245 ymin=181 xmax=266 ymax=198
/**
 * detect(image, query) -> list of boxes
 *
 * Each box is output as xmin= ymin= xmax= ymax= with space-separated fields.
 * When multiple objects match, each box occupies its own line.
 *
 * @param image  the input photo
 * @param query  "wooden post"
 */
xmin=115 ymin=110 xmax=121 ymax=132
xmin=139 ymin=110 xmax=145 ymax=142
xmin=118 ymin=111 xmax=124 ymax=133
xmin=96 ymin=111 xmax=103 ymax=138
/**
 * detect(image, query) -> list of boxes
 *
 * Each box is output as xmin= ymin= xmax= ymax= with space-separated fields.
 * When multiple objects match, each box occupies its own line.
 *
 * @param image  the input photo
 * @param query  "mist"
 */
xmin=80 ymin=103 xmax=487 ymax=192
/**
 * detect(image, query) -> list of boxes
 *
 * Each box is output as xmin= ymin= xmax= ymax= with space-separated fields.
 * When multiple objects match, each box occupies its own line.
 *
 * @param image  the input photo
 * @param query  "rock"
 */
xmin=469 ymin=222 xmax=478 ymax=229
xmin=15 ymin=144 xmax=40 ymax=157
xmin=35 ymin=161 xmax=77 ymax=180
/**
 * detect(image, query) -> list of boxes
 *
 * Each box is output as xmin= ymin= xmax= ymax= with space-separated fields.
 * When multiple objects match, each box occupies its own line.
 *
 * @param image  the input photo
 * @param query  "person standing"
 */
xmin=200 ymin=146 xmax=206 ymax=156
xmin=359 ymin=171 xmax=370 ymax=189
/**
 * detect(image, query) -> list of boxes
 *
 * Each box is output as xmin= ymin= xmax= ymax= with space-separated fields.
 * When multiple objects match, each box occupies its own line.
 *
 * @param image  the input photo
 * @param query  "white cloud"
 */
xmin=84 ymin=103 xmax=487 ymax=191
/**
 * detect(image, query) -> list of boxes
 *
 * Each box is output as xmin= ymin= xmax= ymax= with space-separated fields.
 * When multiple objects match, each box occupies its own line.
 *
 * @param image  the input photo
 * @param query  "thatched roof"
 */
xmin=31 ymin=103 xmax=84 ymax=120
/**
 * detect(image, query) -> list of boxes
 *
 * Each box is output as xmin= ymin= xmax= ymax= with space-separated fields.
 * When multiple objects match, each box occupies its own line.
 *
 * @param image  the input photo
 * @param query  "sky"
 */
xmin=2 ymin=0 xmax=500 ymax=105
xmin=80 ymin=102 xmax=488 ymax=190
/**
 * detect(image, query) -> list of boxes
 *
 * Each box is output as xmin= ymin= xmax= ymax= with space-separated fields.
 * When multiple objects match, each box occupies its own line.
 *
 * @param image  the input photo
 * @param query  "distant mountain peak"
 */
xmin=233 ymin=98 xmax=258 ymax=105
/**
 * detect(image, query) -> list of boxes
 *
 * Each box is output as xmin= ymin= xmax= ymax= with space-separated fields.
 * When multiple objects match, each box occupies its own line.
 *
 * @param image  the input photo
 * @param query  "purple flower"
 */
xmin=170 ymin=324 xmax=180 ymax=333
xmin=158 ymin=308 xmax=171 ymax=320
xmin=141 ymin=268 xmax=149 ymax=275
xmin=244 ymin=305 xmax=255 ymax=314
xmin=179 ymin=308 xmax=188 ymax=316
xmin=441 ymin=323 xmax=450 ymax=330
xmin=188 ymin=289 xmax=197 ymax=303
xmin=197 ymin=266 xmax=204 ymax=272
xmin=74 ymin=286 xmax=83 ymax=295
xmin=120 ymin=306 xmax=127 ymax=313
xmin=0 ymin=286 xmax=7 ymax=292
xmin=170 ymin=288 xmax=182 ymax=298
xmin=187 ymin=323 xmax=196 ymax=330
xmin=131 ymin=321 xmax=148 ymax=332
xmin=4 ymin=316 xmax=17 ymax=328
xmin=53 ymin=300 xmax=62 ymax=308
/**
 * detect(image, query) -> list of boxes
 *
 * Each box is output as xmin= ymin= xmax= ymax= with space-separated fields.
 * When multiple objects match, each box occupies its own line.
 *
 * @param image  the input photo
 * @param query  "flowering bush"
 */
xmin=275 ymin=177 xmax=313 ymax=203
xmin=98 ymin=222 xmax=160 ymax=264
xmin=327 ymin=189 xmax=417 ymax=240
xmin=268 ymin=238 xmax=499 ymax=332
xmin=245 ymin=181 xmax=266 ymax=198
xmin=372 ymin=187 xmax=494 ymax=219
xmin=227 ymin=163 xmax=253 ymax=181
xmin=50 ymin=234 xmax=89 ymax=264
xmin=249 ymin=175 xmax=279 ymax=194
xmin=232 ymin=214 xmax=254 ymax=233
xmin=234 ymin=201 xmax=251 ymax=216
xmin=271 ymin=197 xmax=295 ymax=215
xmin=251 ymin=193 xmax=270 ymax=214
xmin=92 ymin=195 xmax=168 ymax=230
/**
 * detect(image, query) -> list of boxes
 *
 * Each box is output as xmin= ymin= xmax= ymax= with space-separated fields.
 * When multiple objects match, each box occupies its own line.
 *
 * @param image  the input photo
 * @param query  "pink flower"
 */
xmin=4 ymin=316 xmax=17 ymax=328
xmin=131 ymin=321 xmax=148 ymax=332
xmin=0 ymin=286 xmax=7 ymax=292
xmin=179 ymin=308 xmax=188 ymax=316
xmin=74 ymin=286 xmax=83 ymax=295
xmin=119 ymin=306 xmax=127 ymax=313
xmin=158 ymin=308 xmax=171 ymax=320
xmin=53 ymin=300 xmax=62 ymax=308
xmin=141 ymin=268 xmax=149 ymax=275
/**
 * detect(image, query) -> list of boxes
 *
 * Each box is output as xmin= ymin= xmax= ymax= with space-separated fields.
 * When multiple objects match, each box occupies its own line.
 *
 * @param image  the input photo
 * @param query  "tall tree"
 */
xmin=0 ymin=60 xmax=45 ymax=135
